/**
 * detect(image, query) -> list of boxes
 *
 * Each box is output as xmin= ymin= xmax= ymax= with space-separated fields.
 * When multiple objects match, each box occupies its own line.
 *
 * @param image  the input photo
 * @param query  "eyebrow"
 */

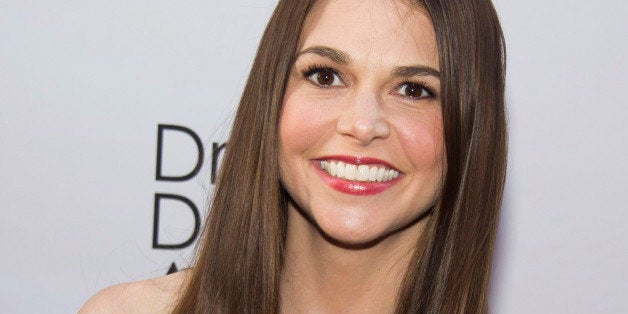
xmin=296 ymin=45 xmax=440 ymax=79
xmin=392 ymin=66 xmax=440 ymax=79
xmin=296 ymin=46 xmax=351 ymax=64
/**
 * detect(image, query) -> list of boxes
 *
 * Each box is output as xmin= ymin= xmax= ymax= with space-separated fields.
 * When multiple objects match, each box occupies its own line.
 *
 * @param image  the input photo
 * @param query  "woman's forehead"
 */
xmin=297 ymin=0 xmax=439 ymax=70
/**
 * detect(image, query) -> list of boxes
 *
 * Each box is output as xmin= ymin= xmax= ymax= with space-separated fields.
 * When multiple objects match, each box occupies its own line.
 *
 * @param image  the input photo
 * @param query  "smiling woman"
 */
xmin=279 ymin=2 xmax=444 ymax=253
xmin=81 ymin=0 xmax=506 ymax=313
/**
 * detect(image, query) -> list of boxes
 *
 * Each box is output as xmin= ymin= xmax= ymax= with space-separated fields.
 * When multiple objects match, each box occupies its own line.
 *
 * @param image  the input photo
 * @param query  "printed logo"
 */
xmin=153 ymin=124 xmax=227 ymax=273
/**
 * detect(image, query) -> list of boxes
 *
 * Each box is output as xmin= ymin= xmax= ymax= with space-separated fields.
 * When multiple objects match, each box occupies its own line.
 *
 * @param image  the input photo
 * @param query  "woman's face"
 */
xmin=279 ymin=0 xmax=444 ymax=245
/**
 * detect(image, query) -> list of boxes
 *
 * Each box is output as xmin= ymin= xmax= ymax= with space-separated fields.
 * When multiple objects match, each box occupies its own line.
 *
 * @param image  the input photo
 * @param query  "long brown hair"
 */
xmin=173 ymin=0 xmax=506 ymax=313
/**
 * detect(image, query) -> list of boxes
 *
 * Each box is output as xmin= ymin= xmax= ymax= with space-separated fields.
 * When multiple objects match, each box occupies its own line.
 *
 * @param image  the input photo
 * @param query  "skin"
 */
xmin=279 ymin=0 xmax=443 ymax=312
xmin=78 ymin=270 xmax=188 ymax=313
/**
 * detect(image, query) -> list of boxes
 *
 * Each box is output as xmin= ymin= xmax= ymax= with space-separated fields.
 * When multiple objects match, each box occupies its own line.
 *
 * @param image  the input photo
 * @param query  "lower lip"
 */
xmin=312 ymin=161 xmax=402 ymax=195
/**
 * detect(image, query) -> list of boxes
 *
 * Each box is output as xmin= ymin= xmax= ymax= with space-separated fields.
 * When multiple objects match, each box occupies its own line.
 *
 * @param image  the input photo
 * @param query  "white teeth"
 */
xmin=320 ymin=160 xmax=399 ymax=182
xmin=344 ymin=164 xmax=357 ymax=180
xmin=357 ymin=165 xmax=369 ymax=181
xmin=337 ymin=161 xmax=345 ymax=178
xmin=368 ymin=166 xmax=378 ymax=181
xmin=376 ymin=168 xmax=384 ymax=182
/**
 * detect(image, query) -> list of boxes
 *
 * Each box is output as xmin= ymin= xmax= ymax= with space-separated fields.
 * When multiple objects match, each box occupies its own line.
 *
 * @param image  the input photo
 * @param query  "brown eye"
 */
xmin=398 ymin=82 xmax=433 ymax=99
xmin=305 ymin=67 xmax=342 ymax=87
xmin=318 ymin=69 xmax=336 ymax=85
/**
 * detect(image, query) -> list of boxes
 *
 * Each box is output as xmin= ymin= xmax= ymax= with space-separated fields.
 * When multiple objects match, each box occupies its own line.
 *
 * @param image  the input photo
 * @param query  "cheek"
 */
xmin=278 ymin=100 xmax=304 ymax=194
xmin=279 ymin=90 xmax=333 ymax=155
xmin=278 ymin=93 xmax=322 ymax=189
xmin=279 ymin=97 xmax=311 ymax=155
xmin=278 ymin=91 xmax=333 ymax=202
xmin=397 ymin=111 xmax=445 ymax=171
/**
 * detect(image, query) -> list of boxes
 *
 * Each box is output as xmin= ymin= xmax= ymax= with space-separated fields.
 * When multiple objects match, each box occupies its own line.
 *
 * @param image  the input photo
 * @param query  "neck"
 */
xmin=280 ymin=204 xmax=428 ymax=313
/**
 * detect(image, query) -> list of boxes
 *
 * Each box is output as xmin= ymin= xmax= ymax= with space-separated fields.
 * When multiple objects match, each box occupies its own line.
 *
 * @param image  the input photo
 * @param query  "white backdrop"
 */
xmin=1 ymin=0 xmax=627 ymax=313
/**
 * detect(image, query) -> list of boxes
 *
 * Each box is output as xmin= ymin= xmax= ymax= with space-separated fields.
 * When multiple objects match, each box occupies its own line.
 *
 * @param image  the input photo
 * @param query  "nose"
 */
xmin=336 ymin=93 xmax=390 ymax=145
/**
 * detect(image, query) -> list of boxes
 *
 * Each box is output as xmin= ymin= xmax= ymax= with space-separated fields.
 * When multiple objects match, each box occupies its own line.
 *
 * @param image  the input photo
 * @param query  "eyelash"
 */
xmin=302 ymin=64 xmax=343 ymax=87
xmin=301 ymin=64 xmax=437 ymax=100
xmin=395 ymin=80 xmax=437 ymax=100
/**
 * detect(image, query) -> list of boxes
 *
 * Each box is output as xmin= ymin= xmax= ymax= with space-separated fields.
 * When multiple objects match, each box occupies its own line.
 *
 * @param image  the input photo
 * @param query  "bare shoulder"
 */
xmin=79 ymin=269 xmax=191 ymax=313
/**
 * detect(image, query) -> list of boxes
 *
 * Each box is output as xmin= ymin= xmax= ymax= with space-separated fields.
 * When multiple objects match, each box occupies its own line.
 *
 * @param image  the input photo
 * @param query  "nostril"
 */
xmin=373 ymin=120 xmax=390 ymax=139
xmin=335 ymin=96 xmax=389 ymax=144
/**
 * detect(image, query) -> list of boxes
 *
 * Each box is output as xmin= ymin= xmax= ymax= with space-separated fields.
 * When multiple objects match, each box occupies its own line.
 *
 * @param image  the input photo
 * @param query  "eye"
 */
xmin=397 ymin=82 xmax=435 ymax=100
xmin=304 ymin=66 xmax=343 ymax=87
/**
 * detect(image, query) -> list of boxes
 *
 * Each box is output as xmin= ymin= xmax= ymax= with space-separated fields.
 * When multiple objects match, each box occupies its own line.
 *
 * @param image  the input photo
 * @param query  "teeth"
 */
xmin=337 ymin=161 xmax=345 ymax=178
xmin=376 ymin=168 xmax=385 ymax=182
xmin=344 ymin=164 xmax=357 ymax=180
xmin=368 ymin=166 xmax=378 ymax=181
xmin=357 ymin=165 xmax=369 ymax=181
xmin=320 ymin=160 xmax=399 ymax=182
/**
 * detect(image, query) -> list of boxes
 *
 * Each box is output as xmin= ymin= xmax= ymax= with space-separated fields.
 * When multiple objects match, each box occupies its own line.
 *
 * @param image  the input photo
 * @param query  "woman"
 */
xmin=81 ymin=0 xmax=506 ymax=312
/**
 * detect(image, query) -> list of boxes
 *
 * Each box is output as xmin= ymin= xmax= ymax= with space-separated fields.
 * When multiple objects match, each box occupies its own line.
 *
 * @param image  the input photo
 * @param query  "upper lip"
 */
xmin=315 ymin=155 xmax=400 ymax=172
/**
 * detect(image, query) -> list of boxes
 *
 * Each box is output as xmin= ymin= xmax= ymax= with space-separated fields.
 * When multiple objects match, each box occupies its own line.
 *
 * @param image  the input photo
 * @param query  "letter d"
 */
xmin=152 ymin=193 xmax=200 ymax=249
xmin=155 ymin=124 xmax=204 ymax=181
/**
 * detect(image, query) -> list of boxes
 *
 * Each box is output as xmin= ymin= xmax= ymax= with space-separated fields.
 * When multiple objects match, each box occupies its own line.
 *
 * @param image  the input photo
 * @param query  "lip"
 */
xmin=312 ymin=155 xmax=402 ymax=195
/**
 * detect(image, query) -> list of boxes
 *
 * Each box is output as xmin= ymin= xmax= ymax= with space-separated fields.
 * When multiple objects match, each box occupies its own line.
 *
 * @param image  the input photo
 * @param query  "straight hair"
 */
xmin=173 ymin=0 xmax=506 ymax=313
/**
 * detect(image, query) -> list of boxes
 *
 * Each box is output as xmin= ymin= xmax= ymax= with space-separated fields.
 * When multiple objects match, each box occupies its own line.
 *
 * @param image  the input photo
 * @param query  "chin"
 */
xmin=318 ymin=226 xmax=386 ymax=248
xmin=287 ymin=195 xmax=430 ymax=249
xmin=311 ymin=211 xmax=414 ymax=249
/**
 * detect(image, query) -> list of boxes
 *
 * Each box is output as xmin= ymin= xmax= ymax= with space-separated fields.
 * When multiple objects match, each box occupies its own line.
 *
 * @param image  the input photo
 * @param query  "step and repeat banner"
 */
xmin=1 ymin=0 xmax=627 ymax=313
